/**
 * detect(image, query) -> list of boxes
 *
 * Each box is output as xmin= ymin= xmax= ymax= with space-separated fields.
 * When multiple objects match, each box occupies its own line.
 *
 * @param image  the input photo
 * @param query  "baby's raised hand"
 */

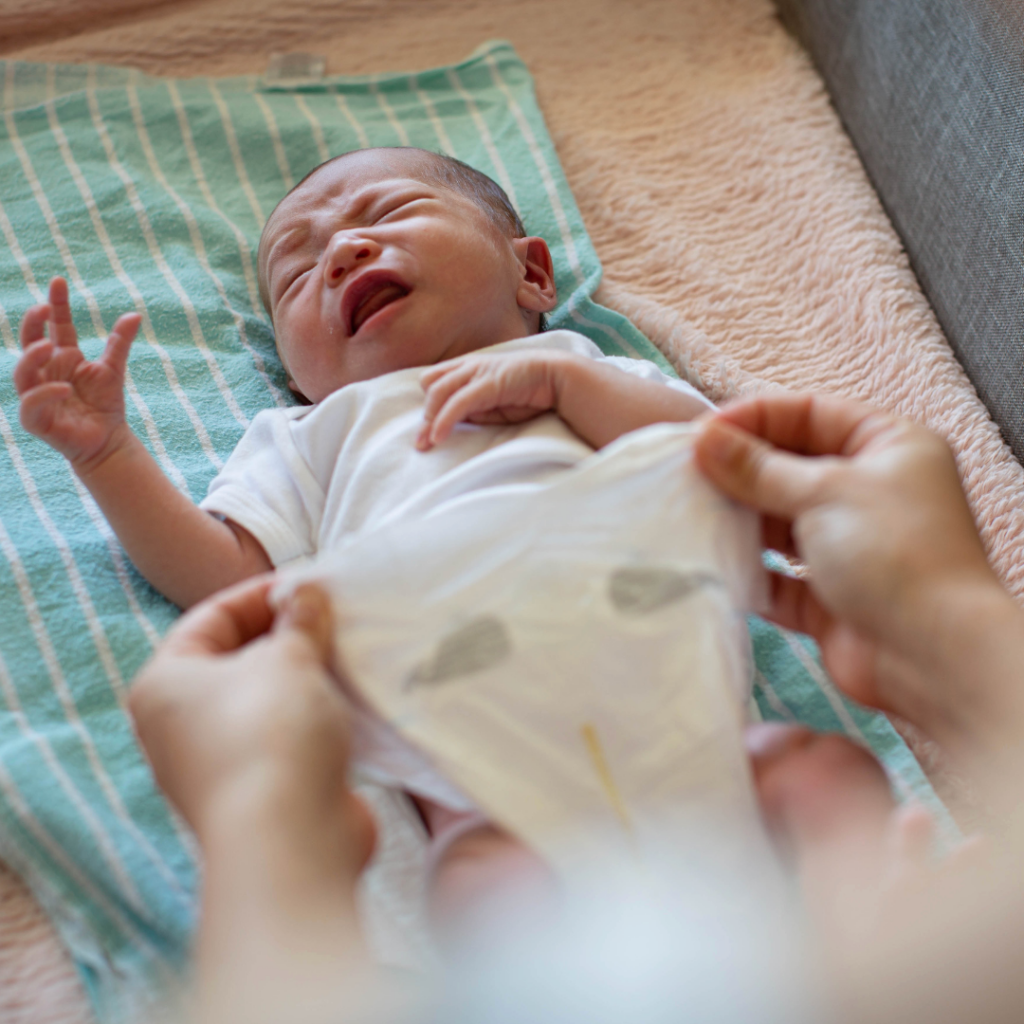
xmin=14 ymin=277 xmax=141 ymax=471
xmin=417 ymin=349 xmax=577 ymax=450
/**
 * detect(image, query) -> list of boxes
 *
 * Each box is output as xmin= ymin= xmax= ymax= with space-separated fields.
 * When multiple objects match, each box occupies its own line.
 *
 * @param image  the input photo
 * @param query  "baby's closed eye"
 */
xmin=277 ymin=266 xmax=313 ymax=300
xmin=372 ymin=195 xmax=436 ymax=224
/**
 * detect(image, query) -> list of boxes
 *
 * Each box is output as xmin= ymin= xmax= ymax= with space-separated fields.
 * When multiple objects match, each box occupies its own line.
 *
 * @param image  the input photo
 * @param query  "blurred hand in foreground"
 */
xmin=130 ymin=577 xmax=376 ymax=1024
xmin=696 ymin=393 xmax=1024 ymax=774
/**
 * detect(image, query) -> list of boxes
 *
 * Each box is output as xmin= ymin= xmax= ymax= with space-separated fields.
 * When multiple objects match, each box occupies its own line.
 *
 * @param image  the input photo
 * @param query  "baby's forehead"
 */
xmin=258 ymin=155 xmax=426 ymax=291
xmin=265 ymin=150 xmax=442 ymax=239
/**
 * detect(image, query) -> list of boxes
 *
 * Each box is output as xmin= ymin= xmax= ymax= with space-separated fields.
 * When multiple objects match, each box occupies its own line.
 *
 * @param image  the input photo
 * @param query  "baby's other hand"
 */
xmin=417 ymin=349 xmax=577 ymax=450
xmin=14 ymin=277 xmax=141 ymax=471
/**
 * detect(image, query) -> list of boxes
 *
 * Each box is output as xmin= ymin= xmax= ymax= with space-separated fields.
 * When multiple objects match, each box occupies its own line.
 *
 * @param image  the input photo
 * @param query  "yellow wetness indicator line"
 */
xmin=580 ymin=722 xmax=633 ymax=834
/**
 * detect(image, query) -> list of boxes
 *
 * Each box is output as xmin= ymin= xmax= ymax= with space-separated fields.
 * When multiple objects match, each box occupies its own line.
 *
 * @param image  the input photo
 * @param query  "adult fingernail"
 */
xmin=279 ymin=585 xmax=334 ymax=662
xmin=285 ymin=584 xmax=322 ymax=630
xmin=700 ymin=421 xmax=746 ymax=464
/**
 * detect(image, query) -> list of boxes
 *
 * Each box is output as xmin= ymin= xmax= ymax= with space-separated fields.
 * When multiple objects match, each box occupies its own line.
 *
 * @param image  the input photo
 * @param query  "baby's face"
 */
xmin=260 ymin=149 xmax=547 ymax=402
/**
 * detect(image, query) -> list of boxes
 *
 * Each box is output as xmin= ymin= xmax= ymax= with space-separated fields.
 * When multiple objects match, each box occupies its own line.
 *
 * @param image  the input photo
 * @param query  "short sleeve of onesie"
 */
xmin=598 ymin=354 xmax=715 ymax=410
xmin=538 ymin=329 xmax=713 ymax=409
xmin=200 ymin=408 xmax=324 ymax=567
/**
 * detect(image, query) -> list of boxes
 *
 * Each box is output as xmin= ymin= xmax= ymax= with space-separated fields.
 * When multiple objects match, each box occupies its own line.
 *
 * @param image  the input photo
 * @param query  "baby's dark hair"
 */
xmin=412 ymin=148 xmax=526 ymax=239
xmin=258 ymin=147 xmax=527 ymax=315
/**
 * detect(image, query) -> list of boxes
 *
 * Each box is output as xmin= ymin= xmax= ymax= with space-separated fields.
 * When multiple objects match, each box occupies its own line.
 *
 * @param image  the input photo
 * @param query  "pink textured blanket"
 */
xmin=3 ymin=0 xmax=1022 ymax=1019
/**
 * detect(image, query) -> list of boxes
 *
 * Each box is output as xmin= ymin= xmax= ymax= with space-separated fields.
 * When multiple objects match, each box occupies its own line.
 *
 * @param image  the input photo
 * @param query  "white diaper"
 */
xmin=277 ymin=423 xmax=766 ymax=872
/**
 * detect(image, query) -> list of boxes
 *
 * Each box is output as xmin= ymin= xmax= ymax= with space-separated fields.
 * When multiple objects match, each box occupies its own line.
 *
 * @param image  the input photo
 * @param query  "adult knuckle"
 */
xmin=734 ymin=437 xmax=769 ymax=485
xmin=813 ymin=459 xmax=846 ymax=494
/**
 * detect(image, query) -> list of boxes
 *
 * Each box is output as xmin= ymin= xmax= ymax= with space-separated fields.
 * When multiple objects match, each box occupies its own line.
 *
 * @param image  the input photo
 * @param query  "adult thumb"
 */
xmin=273 ymin=582 xmax=334 ymax=667
xmin=696 ymin=418 xmax=825 ymax=521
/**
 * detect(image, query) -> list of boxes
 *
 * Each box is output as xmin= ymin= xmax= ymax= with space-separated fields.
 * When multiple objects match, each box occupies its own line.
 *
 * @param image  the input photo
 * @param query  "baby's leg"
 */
xmin=748 ymin=723 xmax=903 ymax=950
xmin=747 ymin=723 xmax=990 ymax=1011
xmin=748 ymin=723 xmax=898 ymax=878
xmin=413 ymin=798 xmax=555 ymax=940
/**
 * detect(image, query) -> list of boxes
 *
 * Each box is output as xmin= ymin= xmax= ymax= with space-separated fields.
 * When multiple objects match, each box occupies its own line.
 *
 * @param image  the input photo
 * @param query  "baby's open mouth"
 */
xmin=345 ymin=272 xmax=411 ymax=336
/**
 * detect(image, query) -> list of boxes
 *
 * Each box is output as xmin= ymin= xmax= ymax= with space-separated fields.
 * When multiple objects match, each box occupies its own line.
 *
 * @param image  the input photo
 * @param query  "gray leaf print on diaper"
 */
xmin=409 ymin=615 xmax=511 ymax=686
xmin=609 ymin=567 xmax=720 ymax=615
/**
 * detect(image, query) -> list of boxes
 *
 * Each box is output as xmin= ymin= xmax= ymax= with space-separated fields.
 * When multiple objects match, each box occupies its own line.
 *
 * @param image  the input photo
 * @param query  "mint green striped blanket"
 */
xmin=0 ymin=40 xmax=949 ymax=1022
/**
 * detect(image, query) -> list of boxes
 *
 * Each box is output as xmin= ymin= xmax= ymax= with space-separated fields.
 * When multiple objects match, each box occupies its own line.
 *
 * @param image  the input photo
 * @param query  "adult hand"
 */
xmin=130 ymin=576 xmax=373 ymax=869
xmin=695 ymin=394 xmax=1021 ymax=753
xmin=131 ymin=577 xmax=379 ymax=1024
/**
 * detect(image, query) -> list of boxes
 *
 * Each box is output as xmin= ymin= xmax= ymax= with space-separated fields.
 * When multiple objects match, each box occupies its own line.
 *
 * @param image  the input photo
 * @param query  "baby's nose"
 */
xmin=326 ymin=235 xmax=379 ymax=282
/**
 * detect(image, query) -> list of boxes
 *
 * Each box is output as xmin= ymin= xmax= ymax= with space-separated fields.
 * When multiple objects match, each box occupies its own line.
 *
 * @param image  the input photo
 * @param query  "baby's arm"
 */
xmin=74 ymin=432 xmax=272 ymax=608
xmin=15 ymin=278 xmax=271 ymax=609
xmin=418 ymin=348 xmax=709 ymax=451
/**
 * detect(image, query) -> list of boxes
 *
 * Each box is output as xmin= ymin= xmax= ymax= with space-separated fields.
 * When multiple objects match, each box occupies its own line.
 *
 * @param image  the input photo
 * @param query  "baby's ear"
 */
xmin=513 ymin=237 xmax=558 ymax=318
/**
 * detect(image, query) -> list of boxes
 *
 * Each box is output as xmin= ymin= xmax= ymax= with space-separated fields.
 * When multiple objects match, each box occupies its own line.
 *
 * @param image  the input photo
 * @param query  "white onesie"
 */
xmin=202 ymin=330 xmax=763 ymax=864
xmin=201 ymin=331 xmax=710 ymax=563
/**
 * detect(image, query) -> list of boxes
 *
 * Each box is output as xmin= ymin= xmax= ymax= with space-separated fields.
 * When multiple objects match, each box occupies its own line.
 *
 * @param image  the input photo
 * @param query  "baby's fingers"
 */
xmin=421 ymin=363 xmax=476 ymax=413
xmin=101 ymin=313 xmax=141 ymax=377
xmin=19 ymin=381 xmax=74 ymax=437
xmin=47 ymin=277 xmax=78 ymax=348
xmin=418 ymin=365 xmax=480 ymax=447
xmin=420 ymin=356 xmax=471 ymax=389
xmin=19 ymin=304 xmax=51 ymax=349
xmin=13 ymin=340 xmax=55 ymax=394
xmin=418 ymin=378 xmax=496 ymax=450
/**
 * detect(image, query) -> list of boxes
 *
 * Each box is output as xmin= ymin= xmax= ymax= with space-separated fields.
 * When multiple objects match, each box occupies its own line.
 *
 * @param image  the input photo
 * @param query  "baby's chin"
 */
xmin=283 ymin=352 xmax=421 ymax=403
xmin=280 ymin=308 xmax=535 ymax=401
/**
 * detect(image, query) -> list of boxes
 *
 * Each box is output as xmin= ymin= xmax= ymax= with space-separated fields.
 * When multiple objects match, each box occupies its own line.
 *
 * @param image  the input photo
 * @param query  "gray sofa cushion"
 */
xmin=775 ymin=0 xmax=1024 ymax=463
